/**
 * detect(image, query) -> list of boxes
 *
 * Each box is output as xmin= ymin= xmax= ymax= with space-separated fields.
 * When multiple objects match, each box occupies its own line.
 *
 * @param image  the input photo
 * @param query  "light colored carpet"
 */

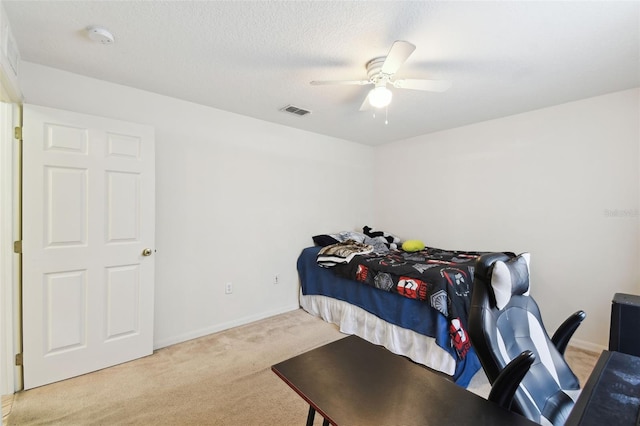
xmin=4 ymin=309 xmax=598 ymax=425
xmin=6 ymin=309 xmax=344 ymax=425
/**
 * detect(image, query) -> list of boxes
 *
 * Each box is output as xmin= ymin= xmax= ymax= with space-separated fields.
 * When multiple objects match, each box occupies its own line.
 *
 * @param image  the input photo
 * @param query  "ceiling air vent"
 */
xmin=280 ymin=105 xmax=311 ymax=117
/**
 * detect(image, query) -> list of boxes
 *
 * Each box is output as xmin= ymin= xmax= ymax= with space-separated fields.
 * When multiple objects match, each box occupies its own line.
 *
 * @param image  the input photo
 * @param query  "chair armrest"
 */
xmin=488 ymin=350 xmax=535 ymax=410
xmin=551 ymin=310 xmax=586 ymax=355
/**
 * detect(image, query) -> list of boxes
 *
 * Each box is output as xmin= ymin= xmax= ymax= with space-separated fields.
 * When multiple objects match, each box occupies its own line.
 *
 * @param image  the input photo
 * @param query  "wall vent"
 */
xmin=280 ymin=105 xmax=311 ymax=117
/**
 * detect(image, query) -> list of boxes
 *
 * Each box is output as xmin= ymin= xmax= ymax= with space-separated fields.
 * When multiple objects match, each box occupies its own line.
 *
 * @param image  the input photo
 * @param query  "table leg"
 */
xmin=306 ymin=405 xmax=316 ymax=426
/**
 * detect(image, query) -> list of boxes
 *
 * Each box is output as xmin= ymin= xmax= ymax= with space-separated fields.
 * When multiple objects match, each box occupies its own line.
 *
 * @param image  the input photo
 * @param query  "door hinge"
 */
xmin=15 ymin=353 xmax=22 ymax=366
xmin=13 ymin=240 xmax=22 ymax=254
xmin=14 ymin=126 xmax=22 ymax=140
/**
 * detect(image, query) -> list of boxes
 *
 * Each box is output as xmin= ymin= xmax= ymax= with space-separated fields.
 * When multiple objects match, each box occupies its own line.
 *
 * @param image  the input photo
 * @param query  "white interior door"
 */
xmin=22 ymin=104 xmax=155 ymax=389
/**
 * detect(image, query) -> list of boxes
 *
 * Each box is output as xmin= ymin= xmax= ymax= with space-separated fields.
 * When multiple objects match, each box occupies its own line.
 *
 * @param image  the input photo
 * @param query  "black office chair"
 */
xmin=468 ymin=252 xmax=586 ymax=426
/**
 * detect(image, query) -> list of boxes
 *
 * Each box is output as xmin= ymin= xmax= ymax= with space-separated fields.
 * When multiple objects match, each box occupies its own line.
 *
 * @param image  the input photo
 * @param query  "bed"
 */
xmin=298 ymin=239 xmax=485 ymax=388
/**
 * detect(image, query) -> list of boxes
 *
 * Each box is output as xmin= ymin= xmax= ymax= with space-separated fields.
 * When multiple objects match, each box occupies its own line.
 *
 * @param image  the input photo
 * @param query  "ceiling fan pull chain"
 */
xmin=385 ymin=106 xmax=389 ymax=125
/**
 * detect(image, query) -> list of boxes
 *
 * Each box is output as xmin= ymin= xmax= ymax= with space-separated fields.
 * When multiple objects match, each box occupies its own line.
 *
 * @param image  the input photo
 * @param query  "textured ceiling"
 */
xmin=2 ymin=1 xmax=639 ymax=146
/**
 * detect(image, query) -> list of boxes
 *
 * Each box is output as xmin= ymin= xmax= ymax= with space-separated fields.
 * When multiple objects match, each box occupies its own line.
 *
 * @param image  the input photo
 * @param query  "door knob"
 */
xmin=142 ymin=248 xmax=153 ymax=256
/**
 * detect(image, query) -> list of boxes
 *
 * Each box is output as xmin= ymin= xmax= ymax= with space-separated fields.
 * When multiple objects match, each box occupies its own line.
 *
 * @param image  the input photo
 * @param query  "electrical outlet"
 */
xmin=274 ymin=274 xmax=279 ymax=285
xmin=225 ymin=282 xmax=233 ymax=294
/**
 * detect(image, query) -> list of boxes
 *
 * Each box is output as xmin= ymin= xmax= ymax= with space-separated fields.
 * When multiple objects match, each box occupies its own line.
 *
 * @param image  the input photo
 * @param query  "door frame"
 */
xmin=0 ymin=100 xmax=22 ymax=394
xmin=0 ymin=2 xmax=23 ymax=394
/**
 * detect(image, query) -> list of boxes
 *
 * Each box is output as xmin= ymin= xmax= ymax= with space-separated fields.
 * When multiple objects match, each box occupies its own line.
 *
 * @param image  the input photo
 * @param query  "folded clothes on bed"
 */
xmin=316 ymin=240 xmax=374 ymax=267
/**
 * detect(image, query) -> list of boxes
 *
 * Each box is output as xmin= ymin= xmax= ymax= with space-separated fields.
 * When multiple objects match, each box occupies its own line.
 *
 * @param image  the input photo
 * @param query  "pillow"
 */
xmin=402 ymin=240 xmax=426 ymax=252
xmin=312 ymin=234 xmax=340 ymax=247
xmin=490 ymin=253 xmax=531 ymax=310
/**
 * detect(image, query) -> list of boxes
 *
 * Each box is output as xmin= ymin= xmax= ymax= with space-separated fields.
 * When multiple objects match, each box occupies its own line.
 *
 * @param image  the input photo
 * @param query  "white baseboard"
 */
xmin=153 ymin=303 xmax=300 ymax=350
xmin=569 ymin=338 xmax=606 ymax=354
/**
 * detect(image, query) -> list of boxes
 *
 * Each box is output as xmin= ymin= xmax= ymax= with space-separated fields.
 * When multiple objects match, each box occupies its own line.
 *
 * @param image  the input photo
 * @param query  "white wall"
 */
xmin=374 ymin=88 xmax=640 ymax=350
xmin=18 ymin=62 xmax=374 ymax=348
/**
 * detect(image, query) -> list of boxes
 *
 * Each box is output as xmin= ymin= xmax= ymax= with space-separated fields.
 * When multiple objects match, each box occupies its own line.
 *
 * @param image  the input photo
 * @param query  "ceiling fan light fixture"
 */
xmin=368 ymin=86 xmax=392 ymax=108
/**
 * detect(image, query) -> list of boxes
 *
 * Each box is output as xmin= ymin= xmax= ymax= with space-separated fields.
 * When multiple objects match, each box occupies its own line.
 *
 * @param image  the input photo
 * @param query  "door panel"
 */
xmin=45 ymin=166 xmax=87 ymax=246
xmin=45 ymin=270 xmax=86 ymax=353
xmin=22 ymin=104 xmax=155 ymax=389
xmin=107 ymin=171 xmax=140 ymax=241
xmin=105 ymin=264 xmax=140 ymax=339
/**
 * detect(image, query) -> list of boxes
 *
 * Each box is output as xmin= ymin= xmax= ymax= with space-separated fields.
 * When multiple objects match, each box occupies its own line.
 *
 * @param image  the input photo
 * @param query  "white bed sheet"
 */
xmin=299 ymin=291 xmax=456 ymax=376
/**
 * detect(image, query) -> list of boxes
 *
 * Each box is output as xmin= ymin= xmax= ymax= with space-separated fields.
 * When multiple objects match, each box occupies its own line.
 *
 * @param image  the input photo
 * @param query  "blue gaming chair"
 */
xmin=468 ymin=252 xmax=586 ymax=426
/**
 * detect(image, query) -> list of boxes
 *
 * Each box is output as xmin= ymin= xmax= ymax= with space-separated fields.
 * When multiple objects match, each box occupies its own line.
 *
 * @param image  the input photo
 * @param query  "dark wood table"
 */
xmin=566 ymin=350 xmax=640 ymax=425
xmin=272 ymin=335 xmax=538 ymax=426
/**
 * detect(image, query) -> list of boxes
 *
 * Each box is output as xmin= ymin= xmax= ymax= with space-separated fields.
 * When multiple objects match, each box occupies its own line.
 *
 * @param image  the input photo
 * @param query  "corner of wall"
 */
xmin=0 ymin=2 xmax=22 ymax=103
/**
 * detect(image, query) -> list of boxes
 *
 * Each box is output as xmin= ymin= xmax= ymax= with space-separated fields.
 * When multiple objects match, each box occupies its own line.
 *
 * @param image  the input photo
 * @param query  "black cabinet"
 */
xmin=610 ymin=293 xmax=640 ymax=356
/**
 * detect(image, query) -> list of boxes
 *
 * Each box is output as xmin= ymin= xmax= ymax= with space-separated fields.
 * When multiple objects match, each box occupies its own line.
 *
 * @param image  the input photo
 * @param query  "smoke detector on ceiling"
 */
xmin=87 ymin=26 xmax=114 ymax=45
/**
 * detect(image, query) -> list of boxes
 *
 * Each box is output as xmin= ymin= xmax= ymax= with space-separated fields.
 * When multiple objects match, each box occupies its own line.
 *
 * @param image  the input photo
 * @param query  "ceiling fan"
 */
xmin=310 ymin=40 xmax=452 ymax=111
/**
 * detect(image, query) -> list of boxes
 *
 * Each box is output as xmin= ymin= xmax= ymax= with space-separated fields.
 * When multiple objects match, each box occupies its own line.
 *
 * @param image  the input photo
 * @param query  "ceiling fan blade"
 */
xmin=380 ymin=40 xmax=416 ymax=75
xmin=310 ymin=80 xmax=371 ymax=86
xmin=359 ymin=93 xmax=372 ymax=111
xmin=392 ymin=79 xmax=452 ymax=92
